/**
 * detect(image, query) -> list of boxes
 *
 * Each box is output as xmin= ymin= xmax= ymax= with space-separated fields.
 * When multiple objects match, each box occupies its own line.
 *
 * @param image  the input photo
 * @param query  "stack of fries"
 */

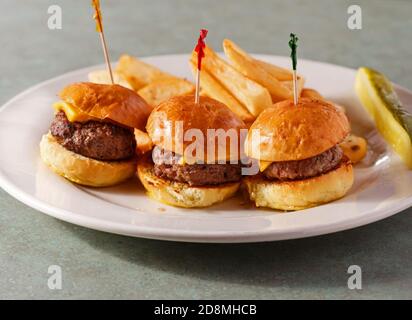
xmin=88 ymin=40 xmax=320 ymax=123
xmin=89 ymin=54 xmax=195 ymax=107
xmin=190 ymin=39 xmax=307 ymax=123
xmin=88 ymin=40 xmax=312 ymax=124
xmin=87 ymin=42 xmax=362 ymax=162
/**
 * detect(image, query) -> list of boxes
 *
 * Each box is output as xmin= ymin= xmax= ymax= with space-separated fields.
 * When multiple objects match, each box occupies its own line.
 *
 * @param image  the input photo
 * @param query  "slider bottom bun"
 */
xmin=243 ymin=158 xmax=354 ymax=211
xmin=137 ymin=156 xmax=240 ymax=208
xmin=40 ymin=133 xmax=136 ymax=187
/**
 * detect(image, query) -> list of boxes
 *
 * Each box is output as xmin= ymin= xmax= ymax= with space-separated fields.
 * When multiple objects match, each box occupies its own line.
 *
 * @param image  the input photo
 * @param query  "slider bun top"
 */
xmin=146 ymin=95 xmax=246 ymax=162
xmin=245 ymin=98 xmax=350 ymax=162
xmin=59 ymin=82 xmax=151 ymax=130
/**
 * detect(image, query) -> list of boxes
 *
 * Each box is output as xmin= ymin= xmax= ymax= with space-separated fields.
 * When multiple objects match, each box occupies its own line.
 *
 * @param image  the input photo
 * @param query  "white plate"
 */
xmin=1 ymin=54 xmax=412 ymax=243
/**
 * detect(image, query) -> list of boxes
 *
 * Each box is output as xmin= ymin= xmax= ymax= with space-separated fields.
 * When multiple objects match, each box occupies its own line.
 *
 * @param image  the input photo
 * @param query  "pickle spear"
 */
xmin=355 ymin=67 xmax=412 ymax=168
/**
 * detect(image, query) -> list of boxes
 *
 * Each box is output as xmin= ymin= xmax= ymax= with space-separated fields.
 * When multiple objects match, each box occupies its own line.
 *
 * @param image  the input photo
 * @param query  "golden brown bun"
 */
xmin=137 ymin=156 xmax=240 ymax=208
xmin=245 ymin=98 xmax=350 ymax=161
xmin=243 ymin=158 xmax=354 ymax=211
xmin=146 ymin=95 xmax=246 ymax=162
xmin=40 ymin=133 xmax=136 ymax=187
xmin=59 ymin=82 xmax=151 ymax=130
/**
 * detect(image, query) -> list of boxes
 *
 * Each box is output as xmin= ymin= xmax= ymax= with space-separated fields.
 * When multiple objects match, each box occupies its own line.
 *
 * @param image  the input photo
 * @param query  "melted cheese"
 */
xmin=259 ymin=160 xmax=272 ymax=172
xmin=53 ymin=101 xmax=96 ymax=122
xmin=176 ymin=156 xmax=197 ymax=165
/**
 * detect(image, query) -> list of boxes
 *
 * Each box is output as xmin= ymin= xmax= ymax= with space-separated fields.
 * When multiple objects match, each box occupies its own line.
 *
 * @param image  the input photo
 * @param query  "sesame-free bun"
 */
xmin=243 ymin=158 xmax=354 ymax=211
xmin=146 ymin=95 xmax=246 ymax=162
xmin=59 ymin=82 xmax=151 ymax=130
xmin=137 ymin=156 xmax=240 ymax=208
xmin=40 ymin=133 xmax=136 ymax=187
xmin=245 ymin=98 xmax=350 ymax=161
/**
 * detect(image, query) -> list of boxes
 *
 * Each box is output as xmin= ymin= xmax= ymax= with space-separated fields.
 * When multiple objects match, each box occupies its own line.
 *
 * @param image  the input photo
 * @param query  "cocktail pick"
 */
xmin=289 ymin=33 xmax=299 ymax=105
xmin=91 ymin=0 xmax=114 ymax=84
xmin=193 ymin=29 xmax=208 ymax=104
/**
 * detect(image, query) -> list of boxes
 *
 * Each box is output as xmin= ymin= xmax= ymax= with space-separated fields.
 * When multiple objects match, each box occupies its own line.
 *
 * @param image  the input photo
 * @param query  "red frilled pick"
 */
xmin=194 ymin=29 xmax=208 ymax=70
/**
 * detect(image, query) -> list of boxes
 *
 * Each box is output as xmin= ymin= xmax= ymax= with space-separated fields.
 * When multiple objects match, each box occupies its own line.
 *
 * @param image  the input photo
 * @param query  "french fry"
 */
xmin=137 ymin=78 xmax=195 ymax=107
xmin=189 ymin=60 xmax=254 ymax=122
xmin=199 ymin=89 xmax=209 ymax=97
xmin=223 ymin=39 xmax=292 ymax=102
xmin=88 ymin=70 xmax=133 ymax=89
xmin=116 ymin=54 xmax=176 ymax=91
xmin=300 ymin=88 xmax=346 ymax=113
xmin=255 ymin=60 xmax=293 ymax=81
xmin=301 ymin=88 xmax=324 ymax=100
xmin=196 ymin=46 xmax=272 ymax=117
xmin=134 ymin=129 xmax=153 ymax=155
xmin=339 ymin=134 xmax=367 ymax=164
xmin=281 ymin=76 xmax=305 ymax=98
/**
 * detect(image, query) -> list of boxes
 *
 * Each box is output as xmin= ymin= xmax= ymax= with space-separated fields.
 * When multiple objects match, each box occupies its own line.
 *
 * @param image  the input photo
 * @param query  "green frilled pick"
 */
xmin=289 ymin=33 xmax=298 ymax=71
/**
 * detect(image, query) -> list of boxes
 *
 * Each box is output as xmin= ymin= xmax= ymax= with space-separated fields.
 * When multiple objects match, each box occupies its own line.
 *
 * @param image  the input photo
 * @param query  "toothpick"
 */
xmin=194 ymin=29 xmax=208 ymax=104
xmin=92 ymin=0 xmax=114 ymax=85
xmin=99 ymin=32 xmax=114 ymax=84
xmin=195 ymin=69 xmax=201 ymax=104
xmin=292 ymin=69 xmax=298 ymax=106
xmin=289 ymin=33 xmax=299 ymax=105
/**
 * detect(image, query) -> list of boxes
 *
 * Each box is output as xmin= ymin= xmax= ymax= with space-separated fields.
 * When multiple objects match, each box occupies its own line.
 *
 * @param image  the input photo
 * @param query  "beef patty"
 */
xmin=50 ymin=111 xmax=136 ymax=161
xmin=263 ymin=145 xmax=343 ymax=181
xmin=152 ymin=146 xmax=242 ymax=186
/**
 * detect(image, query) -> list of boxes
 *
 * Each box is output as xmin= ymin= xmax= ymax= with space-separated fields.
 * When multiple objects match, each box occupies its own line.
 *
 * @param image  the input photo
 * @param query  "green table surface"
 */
xmin=1 ymin=0 xmax=411 ymax=299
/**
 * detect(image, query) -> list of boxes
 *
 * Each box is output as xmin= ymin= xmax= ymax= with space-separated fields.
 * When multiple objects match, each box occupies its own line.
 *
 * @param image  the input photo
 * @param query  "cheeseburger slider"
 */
xmin=40 ymin=82 xmax=151 ymax=187
xmin=137 ymin=95 xmax=246 ymax=208
xmin=243 ymin=98 xmax=354 ymax=210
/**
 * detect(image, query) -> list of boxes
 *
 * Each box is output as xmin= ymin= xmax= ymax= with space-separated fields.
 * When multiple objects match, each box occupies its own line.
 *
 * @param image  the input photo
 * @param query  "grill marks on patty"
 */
xmin=152 ymin=147 xmax=242 ymax=186
xmin=263 ymin=145 xmax=344 ymax=181
xmin=50 ymin=111 xmax=136 ymax=161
